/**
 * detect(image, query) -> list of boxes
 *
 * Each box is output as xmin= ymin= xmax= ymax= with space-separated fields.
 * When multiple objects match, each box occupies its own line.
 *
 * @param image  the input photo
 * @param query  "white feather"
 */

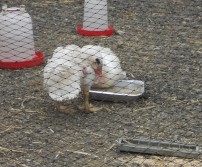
xmin=82 ymin=45 xmax=126 ymax=88
xmin=44 ymin=46 xmax=82 ymax=101
xmin=44 ymin=44 xmax=125 ymax=102
xmin=44 ymin=45 xmax=102 ymax=102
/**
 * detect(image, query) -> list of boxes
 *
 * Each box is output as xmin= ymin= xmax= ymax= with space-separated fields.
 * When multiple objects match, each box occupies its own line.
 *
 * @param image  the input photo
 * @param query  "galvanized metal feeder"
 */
xmin=117 ymin=138 xmax=201 ymax=158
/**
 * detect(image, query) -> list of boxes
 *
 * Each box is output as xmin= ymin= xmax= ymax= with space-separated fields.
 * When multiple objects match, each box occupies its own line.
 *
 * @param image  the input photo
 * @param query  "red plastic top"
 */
xmin=0 ymin=52 xmax=44 ymax=70
xmin=77 ymin=26 xmax=114 ymax=36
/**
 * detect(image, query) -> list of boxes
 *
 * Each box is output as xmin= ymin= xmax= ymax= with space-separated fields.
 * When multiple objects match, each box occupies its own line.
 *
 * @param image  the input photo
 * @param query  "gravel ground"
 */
xmin=0 ymin=0 xmax=202 ymax=166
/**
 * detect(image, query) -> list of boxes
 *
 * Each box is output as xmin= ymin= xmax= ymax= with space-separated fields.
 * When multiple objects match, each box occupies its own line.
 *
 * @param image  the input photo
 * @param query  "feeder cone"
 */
xmin=77 ymin=0 xmax=114 ymax=36
xmin=0 ymin=5 xmax=44 ymax=70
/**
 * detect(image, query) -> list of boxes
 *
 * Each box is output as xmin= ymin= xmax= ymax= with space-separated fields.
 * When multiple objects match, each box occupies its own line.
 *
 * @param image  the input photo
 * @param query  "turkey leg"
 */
xmin=54 ymin=101 xmax=68 ymax=112
xmin=83 ymin=90 xmax=102 ymax=112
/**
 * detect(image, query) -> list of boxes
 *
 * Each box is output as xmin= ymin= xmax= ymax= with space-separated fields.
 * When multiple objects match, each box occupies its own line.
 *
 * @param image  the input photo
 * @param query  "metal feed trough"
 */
xmin=117 ymin=138 xmax=201 ymax=158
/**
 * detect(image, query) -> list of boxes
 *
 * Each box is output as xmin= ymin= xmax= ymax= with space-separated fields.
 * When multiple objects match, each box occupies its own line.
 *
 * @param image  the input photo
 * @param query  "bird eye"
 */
xmin=95 ymin=58 xmax=100 ymax=65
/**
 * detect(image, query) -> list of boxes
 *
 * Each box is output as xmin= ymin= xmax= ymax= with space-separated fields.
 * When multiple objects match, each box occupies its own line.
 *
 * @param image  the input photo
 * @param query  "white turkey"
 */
xmin=82 ymin=45 xmax=126 ymax=88
xmin=43 ymin=45 xmax=103 ymax=112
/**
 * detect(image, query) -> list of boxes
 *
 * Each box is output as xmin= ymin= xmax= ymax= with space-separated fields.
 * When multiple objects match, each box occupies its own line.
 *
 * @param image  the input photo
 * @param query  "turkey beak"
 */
xmin=94 ymin=58 xmax=104 ymax=81
xmin=95 ymin=65 xmax=104 ymax=81
xmin=95 ymin=66 xmax=102 ymax=76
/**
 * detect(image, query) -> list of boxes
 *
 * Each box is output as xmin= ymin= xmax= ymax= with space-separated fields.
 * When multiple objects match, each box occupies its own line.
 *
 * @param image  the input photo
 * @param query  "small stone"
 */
xmin=114 ymin=30 xmax=125 ymax=35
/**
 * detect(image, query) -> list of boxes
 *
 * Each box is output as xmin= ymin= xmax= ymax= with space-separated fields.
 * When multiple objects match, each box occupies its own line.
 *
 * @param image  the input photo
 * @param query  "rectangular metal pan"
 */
xmin=90 ymin=80 xmax=144 ymax=102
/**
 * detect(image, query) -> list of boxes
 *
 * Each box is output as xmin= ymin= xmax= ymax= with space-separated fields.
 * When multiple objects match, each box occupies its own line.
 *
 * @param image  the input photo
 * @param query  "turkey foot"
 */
xmin=82 ymin=90 xmax=103 ymax=112
xmin=87 ymin=104 xmax=102 ymax=112
xmin=101 ymin=104 xmax=113 ymax=112
xmin=54 ymin=102 xmax=73 ymax=113
xmin=77 ymin=104 xmax=85 ymax=111
xmin=78 ymin=103 xmax=102 ymax=112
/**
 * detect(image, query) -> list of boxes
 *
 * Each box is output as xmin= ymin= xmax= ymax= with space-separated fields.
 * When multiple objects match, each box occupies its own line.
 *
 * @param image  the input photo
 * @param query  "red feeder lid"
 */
xmin=77 ymin=26 xmax=114 ymax=36
xmin=0 ymin=52 xmax=44 ymax=70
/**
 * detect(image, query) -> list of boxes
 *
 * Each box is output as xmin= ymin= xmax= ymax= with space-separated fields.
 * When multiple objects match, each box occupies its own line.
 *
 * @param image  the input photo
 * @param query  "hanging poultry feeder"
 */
xmin=0 ymin=5 xmax=44 ymax=70
xmin=77 ymin=0 xmax=114 ymax=36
